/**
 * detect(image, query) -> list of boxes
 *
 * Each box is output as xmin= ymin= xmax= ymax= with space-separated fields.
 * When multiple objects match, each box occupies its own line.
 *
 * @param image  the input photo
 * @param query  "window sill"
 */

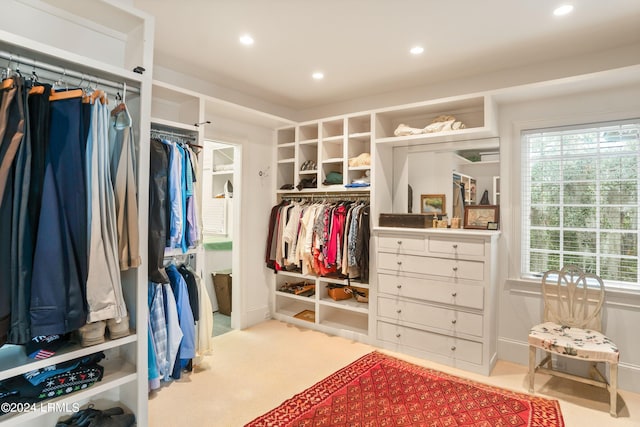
xmin=506 ymin=277 xmax=640 ymax=309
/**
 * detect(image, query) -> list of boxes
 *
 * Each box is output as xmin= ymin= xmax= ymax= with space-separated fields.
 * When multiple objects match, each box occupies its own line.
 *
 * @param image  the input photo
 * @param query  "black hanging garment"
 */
xmin=148 ymin=138 xmax=170 ymax=284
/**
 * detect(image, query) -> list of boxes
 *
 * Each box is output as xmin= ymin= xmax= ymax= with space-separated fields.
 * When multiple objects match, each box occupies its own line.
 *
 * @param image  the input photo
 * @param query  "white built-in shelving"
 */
xmin=0 ymin=1 xmax=153 ymax=425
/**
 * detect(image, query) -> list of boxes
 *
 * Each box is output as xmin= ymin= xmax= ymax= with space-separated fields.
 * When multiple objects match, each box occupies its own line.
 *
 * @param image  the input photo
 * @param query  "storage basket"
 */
xmin=327 ymin=287 xmax=352 ymax=301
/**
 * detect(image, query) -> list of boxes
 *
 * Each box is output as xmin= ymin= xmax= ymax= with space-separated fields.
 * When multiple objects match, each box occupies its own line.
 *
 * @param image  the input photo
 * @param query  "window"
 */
xmin=521 ymin=119 xmax=640 ymax=290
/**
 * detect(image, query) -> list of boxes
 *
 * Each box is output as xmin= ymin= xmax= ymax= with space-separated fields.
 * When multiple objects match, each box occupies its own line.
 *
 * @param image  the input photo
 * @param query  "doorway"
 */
xmin=201 ymin=140 xmax=239 ymax=336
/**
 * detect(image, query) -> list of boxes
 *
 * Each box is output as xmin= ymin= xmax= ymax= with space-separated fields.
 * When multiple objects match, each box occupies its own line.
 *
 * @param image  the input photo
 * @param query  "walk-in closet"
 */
xmin=2 ymin=1 xmax=640 ymax=426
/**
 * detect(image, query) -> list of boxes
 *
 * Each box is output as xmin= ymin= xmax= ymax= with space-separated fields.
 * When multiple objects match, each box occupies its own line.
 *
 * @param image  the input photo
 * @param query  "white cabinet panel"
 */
xmin=428 ymin=236 xmax=484 ymax=257
xmin=378 ymin=252 xmax=484 ymax=281
xmin=378 ymin=234 xmax=425 ymax=252
xmin=374 ymin=229 xmax=498 ymax=375
xmin=377 ymin=321 xmax=483 ymax=365
xmin=377 ymin=273 xmax=484 ymax=310
xmin=377 ymin=296 xmax=484 ymax=337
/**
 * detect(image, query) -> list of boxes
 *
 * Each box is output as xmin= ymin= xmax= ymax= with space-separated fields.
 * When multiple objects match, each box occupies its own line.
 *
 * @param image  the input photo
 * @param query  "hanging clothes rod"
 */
xmin=280 ymin=192 xmax=370 ymax=202
xmin=151 ymin=127 xmax=204 ymax=149
xmin=0 ymin=50 xmax=140 ymax=94
xmin=151 ymin=128 xmax=198 ymax=142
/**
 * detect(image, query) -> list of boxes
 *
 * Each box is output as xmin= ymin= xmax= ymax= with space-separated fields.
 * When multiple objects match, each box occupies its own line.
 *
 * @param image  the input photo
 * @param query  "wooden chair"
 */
xmin=528 ymin=265 xmax=620 ymax=417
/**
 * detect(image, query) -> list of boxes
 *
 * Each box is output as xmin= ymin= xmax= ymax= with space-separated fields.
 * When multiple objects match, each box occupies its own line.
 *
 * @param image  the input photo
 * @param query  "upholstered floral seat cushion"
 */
xmin=529 ymin=321 xmax=619 ymax=363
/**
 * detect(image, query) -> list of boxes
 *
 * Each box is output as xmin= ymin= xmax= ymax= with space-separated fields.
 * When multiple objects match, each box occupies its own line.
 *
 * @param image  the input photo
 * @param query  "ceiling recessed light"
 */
xmin=312 ymin=72 xmax=324 ymax=80
xmin=239 ymin=34 xmax=254 ymax=45
xmin=410 ymin=46 xmax=424 ymax=55
xmin=553 ymin=4 xmax=574 ymax=16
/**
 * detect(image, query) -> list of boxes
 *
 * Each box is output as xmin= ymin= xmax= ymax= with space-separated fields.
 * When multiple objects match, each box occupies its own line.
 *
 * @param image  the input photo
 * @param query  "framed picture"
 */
xmin=421 ymin=194 xmax=446 ymax=215
xmin=464 ymin=205 xmax=500 ymax=229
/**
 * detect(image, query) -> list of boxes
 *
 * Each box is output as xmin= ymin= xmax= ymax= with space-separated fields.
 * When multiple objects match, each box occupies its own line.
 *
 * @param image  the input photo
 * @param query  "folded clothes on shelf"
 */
xmin=394 ymin=114 xmax=466 ymax=136
xmin=0 ymin=352 xmax=105 ymax=414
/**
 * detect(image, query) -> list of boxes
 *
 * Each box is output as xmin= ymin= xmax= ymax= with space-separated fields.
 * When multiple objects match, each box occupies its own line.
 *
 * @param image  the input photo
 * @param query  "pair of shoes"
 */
xmin=351 ymin=288 xmax=369 ymax=303
xmin=86 ymin=412 xmax=136 ymax=427
xmin=300 ymin=160 xmax=316 ymax=171
xmin=77 ymin=315 xmax=130 ymax=347
xmin=77 ymin=322 xmax=106 ymax=347
xmin=106 ymin=315 xmax=130 ymax=340
xmin=56 ymin=405 xmax=123 ymax=426
xmin=57 ymin=406 xmax=135 ymax=427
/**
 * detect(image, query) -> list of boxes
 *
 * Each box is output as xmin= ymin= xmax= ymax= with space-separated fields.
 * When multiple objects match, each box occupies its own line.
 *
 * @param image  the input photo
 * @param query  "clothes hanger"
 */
xmin=111 ymin=82 xmax=132 ymax=128
xmin=28 ymin=62 xmax=45 ymax=95
xmin=2 ymin=56 xmax=15 ymax=89
xmin=1 ymin=77 xmax=14 ymax=90
xmin=50 ymin=69 xmax=84 ymax=101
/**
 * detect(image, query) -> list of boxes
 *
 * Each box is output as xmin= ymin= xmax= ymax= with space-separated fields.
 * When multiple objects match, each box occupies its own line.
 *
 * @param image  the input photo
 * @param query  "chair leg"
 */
xmin=529 ymin=345 xmax=536 ymax=393
xmin=609 ymin=362 xmax=618 ymax=417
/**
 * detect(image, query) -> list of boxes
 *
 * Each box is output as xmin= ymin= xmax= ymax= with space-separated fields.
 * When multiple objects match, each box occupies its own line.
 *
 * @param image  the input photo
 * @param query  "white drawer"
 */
xmin=378 ymin=273 xmax=484 ymax=310
xmin=378 ymin=234 xmax=425 ymax=252
xmin=428 ymin=236 xmax=485 ymax=257
xmin=378 ymin=253 xmax=484 ymax=281
xmin=378 ymin=296 xmax=483 ymax=337
xmin=377 ymin=321 xmax=482 ymax=365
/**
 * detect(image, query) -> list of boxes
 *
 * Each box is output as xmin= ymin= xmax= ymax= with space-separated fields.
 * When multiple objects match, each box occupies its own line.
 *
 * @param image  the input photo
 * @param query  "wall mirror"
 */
xmin=390 ymin=138 xmax=500 ymax=220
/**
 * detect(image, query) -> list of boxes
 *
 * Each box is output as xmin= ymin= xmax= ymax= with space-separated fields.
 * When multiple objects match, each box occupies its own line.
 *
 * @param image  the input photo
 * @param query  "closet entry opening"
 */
xmin=202 ymin=140 xmax=238 ymax=336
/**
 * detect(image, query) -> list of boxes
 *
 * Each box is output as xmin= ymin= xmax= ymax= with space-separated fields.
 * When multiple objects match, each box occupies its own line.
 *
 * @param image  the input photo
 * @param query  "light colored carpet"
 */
xmin=148 ymin=320 xmax=640 ymax=426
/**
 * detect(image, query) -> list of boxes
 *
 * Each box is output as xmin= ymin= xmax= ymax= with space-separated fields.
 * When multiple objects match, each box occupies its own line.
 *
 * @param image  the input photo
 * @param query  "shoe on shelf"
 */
xmin=106 ymin=315 xmax=130 ymax=340
xmin=77 ymin=321 xmax=106 ymax=347
xmin=89 ymin=412 xmax=136 ymax=427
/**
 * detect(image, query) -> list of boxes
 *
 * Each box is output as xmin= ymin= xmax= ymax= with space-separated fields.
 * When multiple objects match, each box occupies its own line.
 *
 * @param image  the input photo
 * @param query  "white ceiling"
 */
xmin=133 ymin=0 xmax=640 ymax=111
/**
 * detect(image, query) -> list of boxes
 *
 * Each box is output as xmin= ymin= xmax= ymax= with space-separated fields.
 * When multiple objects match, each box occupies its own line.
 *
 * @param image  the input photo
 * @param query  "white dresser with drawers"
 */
xmin=373 ymin=227 xmax=500 ymax=375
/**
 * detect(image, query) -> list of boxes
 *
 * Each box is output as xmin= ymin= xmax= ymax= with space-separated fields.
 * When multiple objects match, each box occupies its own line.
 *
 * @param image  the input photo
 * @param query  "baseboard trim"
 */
xmin=498 ymin=337 xmax=640 ymax=393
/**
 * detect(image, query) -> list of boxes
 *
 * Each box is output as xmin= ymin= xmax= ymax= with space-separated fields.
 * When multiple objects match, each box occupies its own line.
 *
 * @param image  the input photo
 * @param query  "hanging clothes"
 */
xmin=194 ymin=271 xmax=214 ymax=361
xmin=148 ymin=282 xmax=169 ymax=383
xmin=183 ymin=146 xmax=200 ymax=248
xmin=0 ymin=77 xmax=27 ymax=345
xmin=265 ymin=199 xmax=370 ymax=283
xmin=8 ymin=83 xmax=51 ymax=344
xmin=166 ymin=264 xmax=195 ymax=380
xmin=186 ymin=145 xmax=202 ymax=247
xmin=85 ymin=98 xmax=126 ymax=323
xmin=148 ymin=139 xmax=171 ymax=284
xmin=0 ymin=72 xmax=140 ymax=352
xmin=110 ymin=102 xmax=140 ymax=270
xmin=148 ymin=135 xmax=200 ymax=261
xmin=30 ymin=91 xmax=88 ymax=337
xmin=165 ymin=140 xmax=183 ymax=250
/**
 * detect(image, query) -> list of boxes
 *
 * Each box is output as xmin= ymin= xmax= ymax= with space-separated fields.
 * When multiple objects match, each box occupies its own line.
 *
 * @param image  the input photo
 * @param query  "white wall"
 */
xmin=497 ymin=83 xmax=640 ymax=393
xmin=203 ymin=115 xmax=275 ymax=329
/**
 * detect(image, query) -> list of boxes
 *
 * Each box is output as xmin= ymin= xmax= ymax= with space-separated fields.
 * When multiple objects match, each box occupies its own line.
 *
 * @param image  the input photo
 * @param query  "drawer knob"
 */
xmin=396 ymin=309 xmax=402 ymax=314
xmin=452 ymin=266 xmax=458 ymax=272
xmin=397 ymin=261 xmax=402 ymax=266
xmin=397 ymin=240 xmax=402 ymax=245
xmin=452 ymin=292 xmax=457 ymax=297
xmin=451 ymin=319 xmax=457 ymax=324
xmin=453 ymin=244 xmax=458 ymax=249
xmin=451 ymin=346 xmax=456 ymax=351
xmin=396 ymin=333 xmax=401 ymax=338
xmin=396 ymin=284 xmax=402 ymax=289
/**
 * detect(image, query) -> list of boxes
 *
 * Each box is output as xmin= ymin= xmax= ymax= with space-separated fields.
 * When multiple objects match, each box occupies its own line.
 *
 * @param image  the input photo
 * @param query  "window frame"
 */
xmin=519 ymin=118 xmax=640 ymax=291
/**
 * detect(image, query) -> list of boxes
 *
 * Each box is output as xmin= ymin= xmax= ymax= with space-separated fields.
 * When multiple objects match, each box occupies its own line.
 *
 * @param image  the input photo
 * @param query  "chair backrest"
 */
xmin=541 ymin=265 xmax=605 ymax=331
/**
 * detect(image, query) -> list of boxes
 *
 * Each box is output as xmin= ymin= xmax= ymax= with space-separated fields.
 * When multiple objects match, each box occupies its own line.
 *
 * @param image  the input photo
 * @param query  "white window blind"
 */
xmin=521 ymin=119 xmax=640 ymax=289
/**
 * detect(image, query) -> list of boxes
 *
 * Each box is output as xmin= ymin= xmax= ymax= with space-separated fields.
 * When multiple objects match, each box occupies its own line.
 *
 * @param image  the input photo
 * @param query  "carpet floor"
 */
xmin=148 ymin=320 xmax=640 ymax=426
xmin=246 ymin=351 xmax=564 ymax=426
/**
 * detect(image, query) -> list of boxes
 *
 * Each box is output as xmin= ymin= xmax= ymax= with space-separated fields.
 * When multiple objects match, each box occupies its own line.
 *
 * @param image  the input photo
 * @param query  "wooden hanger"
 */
xmin=82 ymin=89 xmax=107 ymax=105
xmin=2 ymin=78 xmax=14 ymax=90
xmin=29 ymin=85 xmax=45 ymax=95
xmin=49 ymin=88 xmax=83 ymax=101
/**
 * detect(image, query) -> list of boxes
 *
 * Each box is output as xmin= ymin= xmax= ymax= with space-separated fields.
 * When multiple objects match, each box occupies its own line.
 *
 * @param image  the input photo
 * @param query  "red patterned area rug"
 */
xmin=246 ymin=351 xmax=564 ymax=427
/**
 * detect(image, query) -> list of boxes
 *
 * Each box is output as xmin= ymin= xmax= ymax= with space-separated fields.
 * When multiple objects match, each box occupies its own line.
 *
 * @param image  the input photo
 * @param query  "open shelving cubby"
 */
xmin=374 ymin=94 xmax=497 ymax=147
